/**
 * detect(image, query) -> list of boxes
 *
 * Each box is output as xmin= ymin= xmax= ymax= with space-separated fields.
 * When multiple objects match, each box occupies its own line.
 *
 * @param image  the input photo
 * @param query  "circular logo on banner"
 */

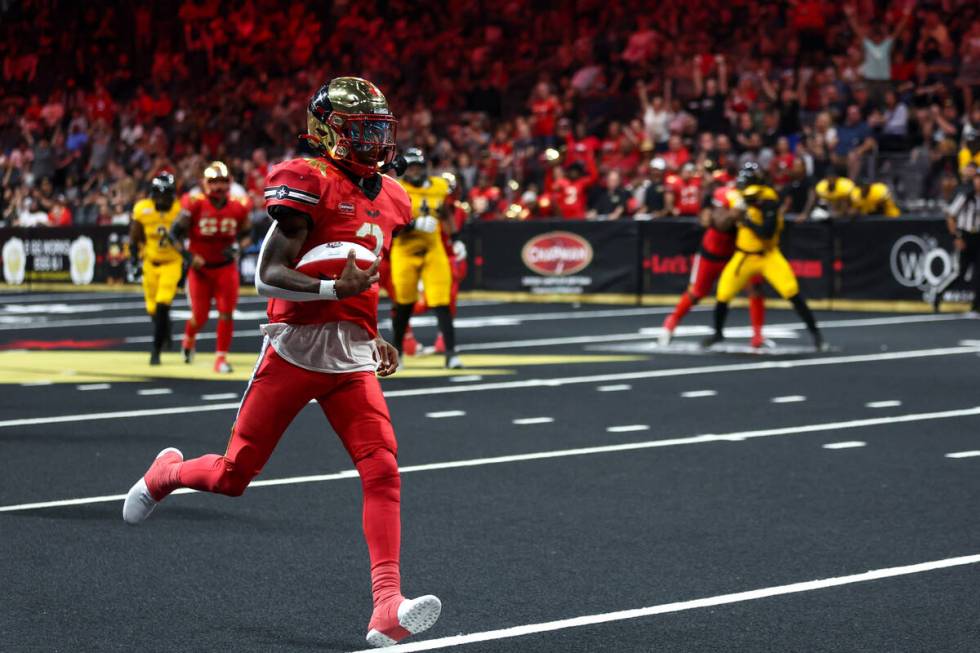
xmin=521 ymin=231 xmax=594 ymax=276
xmin=69 ymin=236 xmax=96 ymax=285
xmin=889 ymin=234 xmax=955 ymax=290
xmin=2 ymin=237 xmax=26 ymax=285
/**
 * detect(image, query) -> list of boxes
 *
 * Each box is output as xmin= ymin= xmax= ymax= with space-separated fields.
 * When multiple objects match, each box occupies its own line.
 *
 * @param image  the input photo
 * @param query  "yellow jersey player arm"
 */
xmin=129 ymin=207 xmax=146 ymax=265
xmin=744 ymin=198 xmax=781 ymax=241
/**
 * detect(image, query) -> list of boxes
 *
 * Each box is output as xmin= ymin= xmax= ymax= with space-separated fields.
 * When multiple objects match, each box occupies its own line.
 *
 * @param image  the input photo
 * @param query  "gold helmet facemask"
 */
xmin=203 ymin=160 xmax=231 ymax=202
xmin=306 ymin=77 xmax=398 ymax=177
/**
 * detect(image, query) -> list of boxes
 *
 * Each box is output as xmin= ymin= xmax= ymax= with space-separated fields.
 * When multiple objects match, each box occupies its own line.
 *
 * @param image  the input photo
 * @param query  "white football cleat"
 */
xmin=658 ymin=328 xmax=674 ymax=346
xmin=445 ymin=354 xmax=463 ymax=369
xmin=122 ymin=447 xmax=183 ymax=525
xmin=365 ymin=595 xmax=442 ymax=648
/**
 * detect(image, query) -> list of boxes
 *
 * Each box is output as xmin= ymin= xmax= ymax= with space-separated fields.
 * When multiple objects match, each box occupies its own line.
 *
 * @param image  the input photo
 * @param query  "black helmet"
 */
xmin=403 ymin=147 xmax=427 ymax=185
xmin=735 ymin=161 xmax=764 ymax=190
xmin=150 ymin=172 xmax=176 ymax=208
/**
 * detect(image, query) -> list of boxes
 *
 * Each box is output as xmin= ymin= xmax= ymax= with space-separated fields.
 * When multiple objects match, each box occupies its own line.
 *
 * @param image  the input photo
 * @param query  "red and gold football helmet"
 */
xmin=306 ymin=76 xmax=397 ymax=177
xmin=203 ymin=160 xmax=230 ymax=203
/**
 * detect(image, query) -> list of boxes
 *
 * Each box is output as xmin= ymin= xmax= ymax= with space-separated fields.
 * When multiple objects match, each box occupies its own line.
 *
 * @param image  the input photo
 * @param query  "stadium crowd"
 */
xmin=2 ymin=0 xmax=980 ymax=230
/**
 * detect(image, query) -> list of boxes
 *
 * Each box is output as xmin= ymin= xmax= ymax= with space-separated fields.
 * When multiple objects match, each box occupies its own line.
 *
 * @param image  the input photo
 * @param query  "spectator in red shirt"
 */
xmin=668 ymin=162 xmax=703 ymax=216
xmin=769 ymin=136 xmax=796 ymax=189
xmin=529 ymin=81 xmax=561 ymax=147
xmin=48 ymin=195 xmax=72 ymax=226
xmin=548 ymin=156 xmax=599 ymax=220
xmin=662 ymin=134 xmax=691 ymax=171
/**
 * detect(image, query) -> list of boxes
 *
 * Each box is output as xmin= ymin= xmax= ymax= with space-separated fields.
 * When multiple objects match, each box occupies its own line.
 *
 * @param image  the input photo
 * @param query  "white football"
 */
xmin=295 ymin=241 xmax=377 ymax=280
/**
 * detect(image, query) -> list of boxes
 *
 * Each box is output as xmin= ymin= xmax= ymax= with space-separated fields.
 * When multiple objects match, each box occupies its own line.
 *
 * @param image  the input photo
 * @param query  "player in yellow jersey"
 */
xmin=390 ymin=148 xmax=462 ymax=368
xmin=850 ymin=179 xmax=900 ymax=217
xmin=129 ymin=172 xmax=183 ymax=365
xmin=706 ymin=163 xmax=825 ymax=350
xmin=812 ymin=167 xmax=855 ymax=219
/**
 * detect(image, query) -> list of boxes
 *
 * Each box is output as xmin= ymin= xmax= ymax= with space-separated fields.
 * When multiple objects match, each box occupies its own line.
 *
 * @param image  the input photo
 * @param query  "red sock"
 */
xmin=183 ymin=322 xmax=198 ymax=351
xmin=749 ymin=294 xmax=765 ymax=340
xmin=671 ymin=292 xmax=696 ymax=323
xmin=216 ymin=318 xmax=233 ymax=356
xmin=356 ymin=449 xmax=402 ymax=607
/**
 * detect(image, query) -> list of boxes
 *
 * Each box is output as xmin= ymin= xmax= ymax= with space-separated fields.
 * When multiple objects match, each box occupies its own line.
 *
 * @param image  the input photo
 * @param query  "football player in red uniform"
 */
xmin=660 ymin=166 xmax=766 ymax=347
xmin=122 ymin=77 xmax=442 ymax=648
xmin=172 ymin=161 xmax=251 ymax=373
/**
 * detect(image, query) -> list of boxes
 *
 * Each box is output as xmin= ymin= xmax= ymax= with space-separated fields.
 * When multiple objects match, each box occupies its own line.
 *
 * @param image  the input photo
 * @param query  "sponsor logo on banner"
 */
xmin=889 ymin=234 xmax=957 ymax=298
xmin=69 ymin=236 xmax=96 ymax=285
xmin=521 ymin=231 xmax=593 ymax=276
xmin=646 ymin=254 xmax=823 ymax=278
xmin=2 ymin=237 xmax=26 ymax=285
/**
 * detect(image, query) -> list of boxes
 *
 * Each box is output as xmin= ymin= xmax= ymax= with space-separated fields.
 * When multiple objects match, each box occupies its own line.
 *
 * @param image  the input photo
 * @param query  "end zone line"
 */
xmin=2 ymin=405 xmax=979 ymax=514
xmin=346 ymin=553 xmax=980 ymax=652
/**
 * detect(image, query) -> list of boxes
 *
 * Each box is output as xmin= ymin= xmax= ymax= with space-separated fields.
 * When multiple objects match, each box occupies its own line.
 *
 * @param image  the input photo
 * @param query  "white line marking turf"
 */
xmin=822 ymin=441 xmax=867 ymax=449
xmin=3 ymin=345 xmax=978 ymax=429
xmin=344 ymin=553 xmax=980 ymax=652
xmin=867 ymin=400 xmax=902 ymax=408
xmin=513 ymin=417 xmax=554 ymax=425
xmin=681 ymin=390 xmax=717 ymax=398
xmin=772 ymin=395 xmax=806 ymax=404
xmin=426 ymin=410 xmax=466 ymax=419
xmin=137 ymin=388 xmax=173 ymax=396
xmin=606 ymin=425 xmax=649 ymax=433
xmin=945 ymin=451 xmax=980 ymax=459
xmin=4 ymin=405 xmax=980 ymax=513
xmin=77 ymin=383 xmax=111 ymax=391
xmin=449 ymin=375 xmax=483 ymax=382
xmin=597 ymin=384 xmax=632 ymax=392
xmin=201 ymin=393 xmax=239 ymax=401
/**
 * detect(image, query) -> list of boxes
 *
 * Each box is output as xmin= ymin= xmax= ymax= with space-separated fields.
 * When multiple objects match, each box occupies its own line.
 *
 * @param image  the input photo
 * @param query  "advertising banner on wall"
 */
xmin=472 ymin=221 xmax=641 ymax=295
xmin=0 ymin=226 xmax=129 ymax=286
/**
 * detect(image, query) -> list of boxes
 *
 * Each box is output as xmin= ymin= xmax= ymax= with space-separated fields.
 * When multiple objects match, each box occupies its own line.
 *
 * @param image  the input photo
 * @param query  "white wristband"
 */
xmin=318 ymin=280 xmax=338 ymax=300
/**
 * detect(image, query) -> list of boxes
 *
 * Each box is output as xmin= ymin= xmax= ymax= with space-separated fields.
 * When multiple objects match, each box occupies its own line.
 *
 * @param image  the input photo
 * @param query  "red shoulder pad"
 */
xmin=263 ymin=160 xmax=322 ymax=213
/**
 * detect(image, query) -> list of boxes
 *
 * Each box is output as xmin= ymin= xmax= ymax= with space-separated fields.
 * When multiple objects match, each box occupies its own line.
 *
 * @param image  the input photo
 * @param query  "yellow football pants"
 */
xmin=716 ymin=248 xmax=799 ymax=303
xmin=142 ymin=258 xmax=183 ymax=315
xmin=390 ymin=236 xmax=452 ymax=306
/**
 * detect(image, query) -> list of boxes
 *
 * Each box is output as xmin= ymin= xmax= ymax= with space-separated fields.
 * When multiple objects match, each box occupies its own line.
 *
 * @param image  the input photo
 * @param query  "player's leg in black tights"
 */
xmin=789 ymin=294 xmax=823 ymax=348
xmin=705 ymin=300 xmax=729 ymax=345
xmin=391 ymin=303 xmax=414 ymax=354
xmin=151 ymin=303 xmax=170 ymax=363
xmin=431 ymin=306 xmax=456 ymax=354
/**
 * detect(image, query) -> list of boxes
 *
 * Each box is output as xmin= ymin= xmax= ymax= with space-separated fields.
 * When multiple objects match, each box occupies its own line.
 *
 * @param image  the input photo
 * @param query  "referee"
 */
xmin=939 ymin=170 xmax=980 ymax=315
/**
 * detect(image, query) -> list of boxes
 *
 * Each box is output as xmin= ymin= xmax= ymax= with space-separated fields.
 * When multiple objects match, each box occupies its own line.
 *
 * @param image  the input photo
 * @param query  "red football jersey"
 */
xmin=182 ymin=192 xmax=250 ymax=265
xmin=262 ymin=157 xmax=412 ymax=337
xmin=669 ymin=176 xmax=702 ymax=216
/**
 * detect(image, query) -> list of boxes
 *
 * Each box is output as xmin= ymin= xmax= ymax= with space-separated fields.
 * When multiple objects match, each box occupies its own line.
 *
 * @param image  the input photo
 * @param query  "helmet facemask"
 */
xmin=306 ymin=77 xmax=398 ymax=177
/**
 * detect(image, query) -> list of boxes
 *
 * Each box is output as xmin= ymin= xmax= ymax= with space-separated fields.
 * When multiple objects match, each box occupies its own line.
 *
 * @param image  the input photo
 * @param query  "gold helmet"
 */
xmin=203 ymin=160 xmax=230 ymax=201
xmin=306 ymin=76 xmax=397 ymax=177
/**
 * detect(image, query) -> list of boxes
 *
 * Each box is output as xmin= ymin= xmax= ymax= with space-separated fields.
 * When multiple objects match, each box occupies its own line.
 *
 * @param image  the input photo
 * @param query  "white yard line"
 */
xmin=597 ymin=384 xmax=632 ymax=392
xmin=345 ymin=553 xmax=980 ymax=652
xmin=3 ymin=404 xmax=979 ymax=513
xmin=136 ymin=388 xmax=173 ymax=396
xmin=867 ymin=400 xmax=902 ymax=409
xmin=3 ymin=345 xmax=978 ymax=429
xmin=681 ymin=390 xmax=717 ymax=398
xmin=772 ymin=395 xmax=807 ymax=404
xmin=822 ymin=441 xmax=867 ymax=449
xmin=606 ymin=425 xmax=650 ymax=433
xmin=945 ymin=450 xmax=980 ymax=459
xmin=77 ymin=383 xmax=111 ymax=391
xmin=426 ymin=410 xmax=466 ymax=419
xmin=513 ymin=417 xmax=554 ymax=425
xmin=201 ymin=393 xmax=240 ymax=401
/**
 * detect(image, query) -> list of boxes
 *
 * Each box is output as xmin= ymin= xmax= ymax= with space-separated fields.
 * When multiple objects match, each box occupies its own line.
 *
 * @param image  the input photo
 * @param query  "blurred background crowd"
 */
xmin=2 ymin=0 xmax=980 ymax=230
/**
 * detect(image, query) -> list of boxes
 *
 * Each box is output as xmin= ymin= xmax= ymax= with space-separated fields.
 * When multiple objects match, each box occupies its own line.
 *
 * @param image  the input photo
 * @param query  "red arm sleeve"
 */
xmin=583 ymin=155 xmax=599 ymax=186
xmin=263 ymin=161 xmax=322 ymax=215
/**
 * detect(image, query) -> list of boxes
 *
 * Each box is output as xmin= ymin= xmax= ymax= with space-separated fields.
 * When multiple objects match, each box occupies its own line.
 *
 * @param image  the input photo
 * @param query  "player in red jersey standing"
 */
xmin=660 ymin=166 xmax=766 ymax=347
xmin=667 ymin=162 xmax=703 ymax=216
xmin=172 ymin=161 xmax=251 ymax=373
xmin=122 ymin=77 xmax=442 ymax=648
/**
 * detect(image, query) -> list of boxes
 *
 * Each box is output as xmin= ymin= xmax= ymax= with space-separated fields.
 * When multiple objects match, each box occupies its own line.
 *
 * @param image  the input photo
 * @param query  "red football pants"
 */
xmin=185 ymin=263 xmax=239 ymax=353
xmin=173 ymin=343 xmax=402 ymax=602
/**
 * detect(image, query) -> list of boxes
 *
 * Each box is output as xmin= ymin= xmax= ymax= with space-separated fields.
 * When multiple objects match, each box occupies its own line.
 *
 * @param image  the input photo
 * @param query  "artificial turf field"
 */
xmin=2 ymin=291 xmax=980 ymax=652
